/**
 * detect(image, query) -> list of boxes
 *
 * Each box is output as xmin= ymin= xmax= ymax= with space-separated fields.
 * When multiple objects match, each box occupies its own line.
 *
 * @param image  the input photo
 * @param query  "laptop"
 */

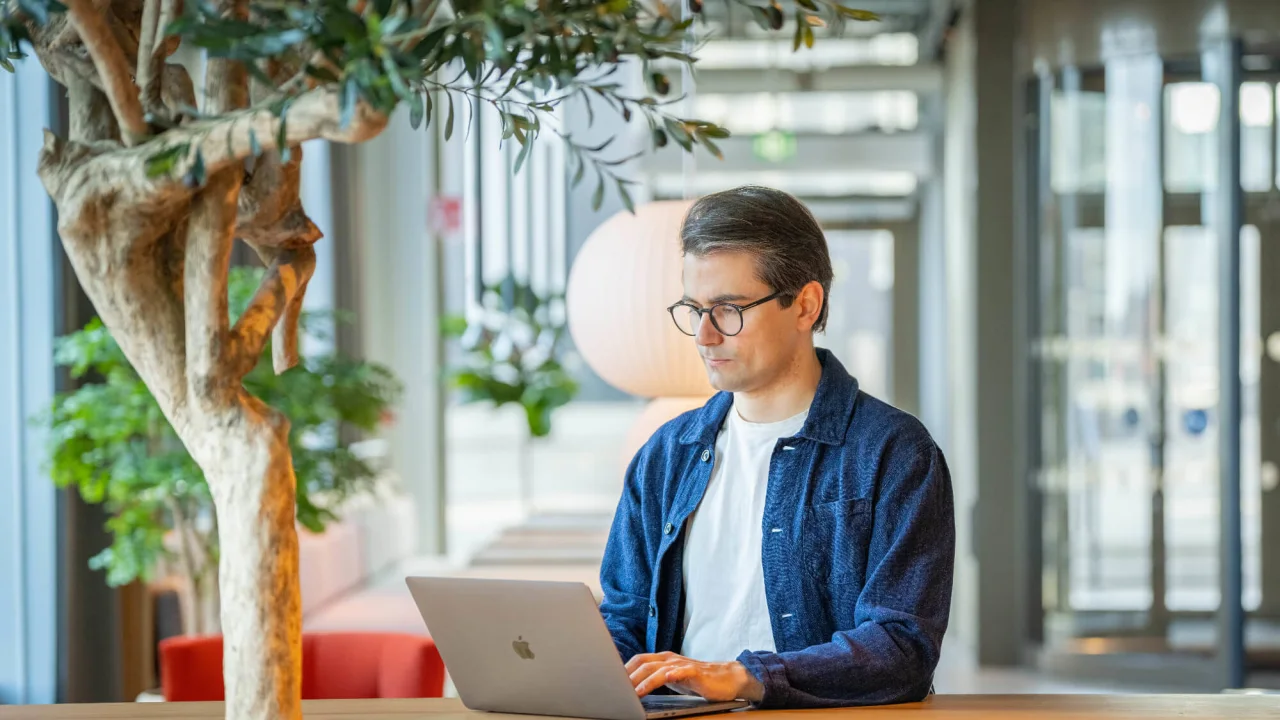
xmin=405 ymin=577 xmax=752 ymax=720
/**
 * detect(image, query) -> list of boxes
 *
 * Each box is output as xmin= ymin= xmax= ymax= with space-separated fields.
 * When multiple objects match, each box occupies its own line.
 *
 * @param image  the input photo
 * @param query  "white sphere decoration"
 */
xmin=566 ymin=200 xmax=715 ymax=399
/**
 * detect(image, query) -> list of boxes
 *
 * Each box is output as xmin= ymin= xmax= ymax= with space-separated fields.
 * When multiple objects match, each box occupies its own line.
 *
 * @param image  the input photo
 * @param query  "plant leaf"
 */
xmin=409 ymin=91 xmax=424 ymax=129
xmin=591 ymin=173 xmax=605 ymax=211
xmin=445 ymin=91 xmax=455 ymax=140
xmin=144 ymin=143 xmax=190 ymax=179
xmin=617 ymin=179 xmax=634 ymax=214
xmin=339 ymin=75 xmax=358 ymax=130
xmin=513 ymin=137 xmax=532 ymax=175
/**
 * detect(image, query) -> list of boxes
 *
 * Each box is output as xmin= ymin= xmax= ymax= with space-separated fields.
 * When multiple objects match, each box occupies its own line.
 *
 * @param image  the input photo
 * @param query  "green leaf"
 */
xmin=339 ymin=75 xmax=358 ymax=130
xmin=803 ymin=23 xmax=815 ymax=48
xmin=591 ymin=173 xmax=605 ymax=211
xmin=513 ymin=137 xmax=532 ymax=175
xmin=663 ymin=118 xmax=693 ymax=151
xmin=276 ymin=98 xmax=291 ymax=162
xmin=617 ymin=179 xmax=635 ymax=214
xmin=144 ymin=143 xmax=190 ymax=179
xmin=571 ymin=152 xmax=586 ymax=186
xmin=409 ymin=91 xmax=424 ymax=129
xmin=183 ymin=149 xmax=206 ymax=188
xmin=701 ymin=137 xmax=723 ymax=161
xmin=383 ymin=54 xmax=411 ymax=100
xmin=444 ymin=91 xmax=455 ymax=140
xmin=18 ymin=0 xmax=53 ymax=25
xmin=304 ymin=65 xmax=341 ymax=84
xmin=835 ymin=6 xmax=879 ymax=21
xmin=0 ymin=56 xmax=12 ymax=73
xmin=793 ymin=12 xmax=805 ymax=51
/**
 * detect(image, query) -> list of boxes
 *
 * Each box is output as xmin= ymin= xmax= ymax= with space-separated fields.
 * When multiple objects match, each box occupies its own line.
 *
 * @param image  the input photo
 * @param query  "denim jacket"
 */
xmin=599 ymin=348 xmax=954 ymax=708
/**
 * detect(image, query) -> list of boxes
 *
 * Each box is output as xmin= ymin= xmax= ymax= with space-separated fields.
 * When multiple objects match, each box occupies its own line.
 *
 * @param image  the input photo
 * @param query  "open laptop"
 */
xmin=405 ymin=577 xmax=751 ymax=720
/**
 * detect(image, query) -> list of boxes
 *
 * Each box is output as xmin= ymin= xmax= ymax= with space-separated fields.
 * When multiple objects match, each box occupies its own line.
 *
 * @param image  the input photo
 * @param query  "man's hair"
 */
xmin=680 ymin=185 xmax=833 ymax=333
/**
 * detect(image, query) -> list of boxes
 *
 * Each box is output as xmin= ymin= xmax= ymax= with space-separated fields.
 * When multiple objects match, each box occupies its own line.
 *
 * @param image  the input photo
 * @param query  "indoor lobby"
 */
xmin=2 ymin=0 xmax=1280 ymax=718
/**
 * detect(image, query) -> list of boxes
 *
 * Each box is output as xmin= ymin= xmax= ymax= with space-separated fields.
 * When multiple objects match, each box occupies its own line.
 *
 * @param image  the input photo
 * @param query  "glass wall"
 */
xmin=1028 ymin=47 xmax=1280 ymax=688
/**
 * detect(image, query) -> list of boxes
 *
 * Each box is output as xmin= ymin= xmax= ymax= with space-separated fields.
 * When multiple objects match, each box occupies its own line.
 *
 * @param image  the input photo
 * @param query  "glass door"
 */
xmin=1028 ymin=41 xmax=1280 ymax=690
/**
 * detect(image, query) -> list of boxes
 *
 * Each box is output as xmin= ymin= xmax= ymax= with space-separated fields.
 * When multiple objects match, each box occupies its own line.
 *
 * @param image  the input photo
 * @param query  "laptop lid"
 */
xmin=406 ymin=576 xmax=650 ymax=720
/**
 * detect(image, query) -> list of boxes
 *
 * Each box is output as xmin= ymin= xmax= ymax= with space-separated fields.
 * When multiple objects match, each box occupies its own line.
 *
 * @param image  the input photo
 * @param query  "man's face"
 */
xmin=680 ymin=251 xmax=803 ymax=393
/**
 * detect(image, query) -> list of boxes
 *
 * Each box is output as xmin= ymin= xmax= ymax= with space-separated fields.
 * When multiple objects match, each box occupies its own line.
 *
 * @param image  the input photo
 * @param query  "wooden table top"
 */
xmin=1 ymin=695 xmax=1278 ymax=720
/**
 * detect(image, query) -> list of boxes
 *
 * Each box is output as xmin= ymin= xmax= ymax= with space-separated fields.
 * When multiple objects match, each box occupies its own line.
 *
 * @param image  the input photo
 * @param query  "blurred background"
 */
xmin=5 ymin=0 xmax=1280 ymax=706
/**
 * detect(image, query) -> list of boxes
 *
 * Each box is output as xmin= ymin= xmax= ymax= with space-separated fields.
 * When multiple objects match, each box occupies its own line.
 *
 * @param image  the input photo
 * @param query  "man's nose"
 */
xmin=695 ymin=313 xmax=722 ymax=345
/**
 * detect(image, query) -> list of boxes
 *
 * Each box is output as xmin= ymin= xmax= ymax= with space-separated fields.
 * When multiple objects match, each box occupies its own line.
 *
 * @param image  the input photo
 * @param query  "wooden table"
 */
xmin=2 ymin=696 xmax=1278 ymax=719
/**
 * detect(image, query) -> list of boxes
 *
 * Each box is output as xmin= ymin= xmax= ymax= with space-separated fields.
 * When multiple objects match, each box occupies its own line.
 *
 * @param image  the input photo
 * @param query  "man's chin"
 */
xmin=705 ymin=368 xmax=741 ymax=393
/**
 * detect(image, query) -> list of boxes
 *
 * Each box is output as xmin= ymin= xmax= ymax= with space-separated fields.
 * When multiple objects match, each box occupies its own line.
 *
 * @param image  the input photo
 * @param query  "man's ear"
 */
xmin=795 ymin=281 xmax=825 ymax=332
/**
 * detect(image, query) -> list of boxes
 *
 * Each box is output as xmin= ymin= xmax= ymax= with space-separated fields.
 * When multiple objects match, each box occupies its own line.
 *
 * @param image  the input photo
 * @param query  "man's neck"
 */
xmin=732 ymin=347 xmax=823 ymax=424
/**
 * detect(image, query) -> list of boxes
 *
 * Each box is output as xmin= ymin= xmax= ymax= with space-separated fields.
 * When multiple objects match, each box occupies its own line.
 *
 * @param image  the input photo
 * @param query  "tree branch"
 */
xmin=184 ymin=168 xmax=242 ymax=408
xmin=136 ymin=0 xmax=165 ymax=115
xmin=35 ymin=88 xmax=386 ymax=251
xmin=229 ymin=246 xmax=316 ymax=377
xmin=64 ymin=0 xmax=149 ymax=145
xmin=238 ymin=149 xmax=321 ymax=248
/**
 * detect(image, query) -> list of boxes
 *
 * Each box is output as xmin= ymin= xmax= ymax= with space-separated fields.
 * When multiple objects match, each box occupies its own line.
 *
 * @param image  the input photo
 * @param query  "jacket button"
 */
xmin=701 ymin=449 xmax=711 ymax=462
xmin=649 ymin=605 xmax=657 ymax=617
xmin=664 ymin=522 xmax=674 ymax=535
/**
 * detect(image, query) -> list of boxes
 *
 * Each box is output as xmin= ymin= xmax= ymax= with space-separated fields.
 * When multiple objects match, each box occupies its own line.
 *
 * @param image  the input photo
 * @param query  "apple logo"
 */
xmin=512 ymin=636 xmax=535 ymax=660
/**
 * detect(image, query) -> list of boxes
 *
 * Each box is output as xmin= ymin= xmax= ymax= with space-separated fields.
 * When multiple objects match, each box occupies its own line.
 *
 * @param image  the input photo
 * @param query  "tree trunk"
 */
xmin=200 ymin=397 xmax=302 ymax=720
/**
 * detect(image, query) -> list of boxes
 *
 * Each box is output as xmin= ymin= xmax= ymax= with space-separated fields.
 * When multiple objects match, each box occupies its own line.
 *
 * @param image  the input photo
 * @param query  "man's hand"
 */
xmin=625 ymin=652 xmax=765 ymax=704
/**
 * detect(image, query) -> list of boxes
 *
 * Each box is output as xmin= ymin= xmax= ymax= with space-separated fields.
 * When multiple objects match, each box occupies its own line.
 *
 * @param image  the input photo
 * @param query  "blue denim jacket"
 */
xmin=599 ymin=348 xmax=954 ymax=708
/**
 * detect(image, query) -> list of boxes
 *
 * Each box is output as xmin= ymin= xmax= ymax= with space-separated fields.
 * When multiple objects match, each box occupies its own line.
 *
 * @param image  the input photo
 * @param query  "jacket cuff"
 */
xmin=736 ymin=650 xmax=788 ymax=709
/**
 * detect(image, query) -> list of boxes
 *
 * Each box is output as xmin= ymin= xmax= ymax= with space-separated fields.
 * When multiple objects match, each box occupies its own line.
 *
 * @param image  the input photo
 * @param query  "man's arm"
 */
xmin=736 ymin=437 xmax=955 ymax=708
xmin=599 ymin=450 xmax=656 ymax=661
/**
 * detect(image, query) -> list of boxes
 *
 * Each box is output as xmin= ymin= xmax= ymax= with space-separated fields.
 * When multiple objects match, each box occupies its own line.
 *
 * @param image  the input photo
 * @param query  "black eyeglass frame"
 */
xmin=666 ymin=290 xmax=788 ymax=337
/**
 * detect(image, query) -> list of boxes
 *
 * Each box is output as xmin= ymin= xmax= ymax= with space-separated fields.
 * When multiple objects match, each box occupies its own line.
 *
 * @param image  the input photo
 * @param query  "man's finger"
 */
xmin=625 ymin=652 xmax=675 ymax=673
xmin=635 ymin=667 xmax=672 ymax=697
xmin=629 ymin=661 xmax=668 ymax=688
xmin=637 ymin=664 xmax=698 ymax=698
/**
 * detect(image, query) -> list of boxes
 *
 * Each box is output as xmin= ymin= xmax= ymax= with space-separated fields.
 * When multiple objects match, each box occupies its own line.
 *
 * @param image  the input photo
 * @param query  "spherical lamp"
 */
xmin=565 ymin=200 xmax=713 ymax=399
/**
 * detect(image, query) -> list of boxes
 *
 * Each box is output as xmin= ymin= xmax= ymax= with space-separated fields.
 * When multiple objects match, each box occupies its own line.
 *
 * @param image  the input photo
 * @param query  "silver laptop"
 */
xmin=405 ymin=577 xmax=751 ymax=720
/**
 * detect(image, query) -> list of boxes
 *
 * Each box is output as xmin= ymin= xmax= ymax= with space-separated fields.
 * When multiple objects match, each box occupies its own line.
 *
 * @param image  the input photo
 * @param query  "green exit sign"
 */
xmin=752 ymin=130 xmax=797 ymax=163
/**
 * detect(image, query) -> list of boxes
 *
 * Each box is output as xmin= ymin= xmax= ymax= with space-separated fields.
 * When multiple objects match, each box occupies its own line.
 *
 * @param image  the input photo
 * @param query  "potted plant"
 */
xmin=443 ymin=275 xmax=579 ymax=514
xmin=43 ymin=266 xmax=402 ymax=636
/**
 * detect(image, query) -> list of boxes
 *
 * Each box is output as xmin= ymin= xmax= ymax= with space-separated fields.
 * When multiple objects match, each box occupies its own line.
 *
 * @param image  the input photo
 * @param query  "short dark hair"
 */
xmin=680 ymin=185 xmax=833 ymax=332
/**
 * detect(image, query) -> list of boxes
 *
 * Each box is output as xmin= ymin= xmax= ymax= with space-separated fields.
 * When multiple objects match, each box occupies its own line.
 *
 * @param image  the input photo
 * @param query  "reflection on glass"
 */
xmin=1162 ymin=226 xmax=1220 ymax=611
xmin=820 ymin=231 xmax=893 ymax=402
xmin=1165 ymin=83 xmax=1219 ymax=193
xmin=1240 ymin=83 xmax=1272 ymax=192
xmin=1050 ymin=89 xmax=1107 ymax=193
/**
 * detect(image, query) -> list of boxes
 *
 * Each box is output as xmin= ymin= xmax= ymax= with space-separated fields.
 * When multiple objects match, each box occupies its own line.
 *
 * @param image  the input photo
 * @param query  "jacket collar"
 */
xmin=678 ymin=348 xmax=859 ymax=447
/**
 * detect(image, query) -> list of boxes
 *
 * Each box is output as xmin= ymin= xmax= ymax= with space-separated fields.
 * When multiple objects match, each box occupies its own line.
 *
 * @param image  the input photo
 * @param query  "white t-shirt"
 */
xmin=679 ymin=404 xmax=809 ymax=662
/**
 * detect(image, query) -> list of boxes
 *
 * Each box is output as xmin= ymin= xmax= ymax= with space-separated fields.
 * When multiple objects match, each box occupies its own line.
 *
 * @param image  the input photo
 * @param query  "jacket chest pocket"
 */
xmin=802 ymin=498 xmax=872 ymax=586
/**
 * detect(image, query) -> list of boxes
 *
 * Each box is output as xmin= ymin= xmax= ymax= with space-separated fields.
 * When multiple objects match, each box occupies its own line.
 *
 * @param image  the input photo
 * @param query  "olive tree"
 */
xmin=0 ymin=0 xmax=871 ymax=716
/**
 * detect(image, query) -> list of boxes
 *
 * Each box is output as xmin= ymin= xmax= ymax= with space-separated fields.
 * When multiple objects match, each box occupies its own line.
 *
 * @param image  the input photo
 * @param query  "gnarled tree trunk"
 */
xmin=25 ymin=2 xmax=388 ymax=717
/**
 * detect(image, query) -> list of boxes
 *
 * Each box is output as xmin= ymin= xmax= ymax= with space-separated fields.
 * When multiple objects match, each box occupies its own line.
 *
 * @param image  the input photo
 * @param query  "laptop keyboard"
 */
xmin=641 ymin=696 xmax=709 ymax=710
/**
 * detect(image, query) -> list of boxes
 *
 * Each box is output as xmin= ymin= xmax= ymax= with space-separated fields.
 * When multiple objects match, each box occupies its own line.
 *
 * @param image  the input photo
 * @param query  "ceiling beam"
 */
xmin=671 ymin=63 xmax=944 ymax=94
xmin=640 ymin=131 xmax=935 ymax=177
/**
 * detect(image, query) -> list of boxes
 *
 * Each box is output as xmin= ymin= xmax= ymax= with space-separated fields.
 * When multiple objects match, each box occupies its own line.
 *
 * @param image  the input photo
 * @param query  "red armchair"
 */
xmin=159 ymin=633 xmax=446 ymax=701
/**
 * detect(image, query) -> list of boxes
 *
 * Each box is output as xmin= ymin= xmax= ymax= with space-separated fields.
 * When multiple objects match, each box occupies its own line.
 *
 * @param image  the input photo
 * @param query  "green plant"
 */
xmin=443 ymin=275 xmax=579 ymax=438
xmin=43 ymin=266 xmax=401 ymax=633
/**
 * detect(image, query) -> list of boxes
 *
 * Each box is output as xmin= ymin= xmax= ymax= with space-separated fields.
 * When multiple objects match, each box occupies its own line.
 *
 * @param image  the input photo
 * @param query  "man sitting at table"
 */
xmin=599 ymin=186 xmax=955 ymax=709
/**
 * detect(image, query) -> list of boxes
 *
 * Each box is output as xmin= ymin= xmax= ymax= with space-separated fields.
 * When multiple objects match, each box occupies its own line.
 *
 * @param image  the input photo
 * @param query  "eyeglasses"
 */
xmin=667 ymin=291 xmax=786 ymax=337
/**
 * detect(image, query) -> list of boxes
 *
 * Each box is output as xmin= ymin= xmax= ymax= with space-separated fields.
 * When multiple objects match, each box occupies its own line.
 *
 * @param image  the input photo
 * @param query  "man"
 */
xmin=598 ymin=185 xmax=954 ymax=709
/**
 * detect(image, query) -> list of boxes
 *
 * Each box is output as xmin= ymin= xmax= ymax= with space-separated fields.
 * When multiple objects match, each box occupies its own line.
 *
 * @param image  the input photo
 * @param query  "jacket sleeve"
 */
xmin=598 ymin=448 xmax=657 ymax=662
xmin=736 ymin=438 xmax=955 ymax=708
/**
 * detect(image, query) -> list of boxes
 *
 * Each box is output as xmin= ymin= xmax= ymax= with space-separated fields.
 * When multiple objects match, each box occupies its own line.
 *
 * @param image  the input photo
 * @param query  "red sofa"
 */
xmin=159 ymin=633 xmax=446 ymax=701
